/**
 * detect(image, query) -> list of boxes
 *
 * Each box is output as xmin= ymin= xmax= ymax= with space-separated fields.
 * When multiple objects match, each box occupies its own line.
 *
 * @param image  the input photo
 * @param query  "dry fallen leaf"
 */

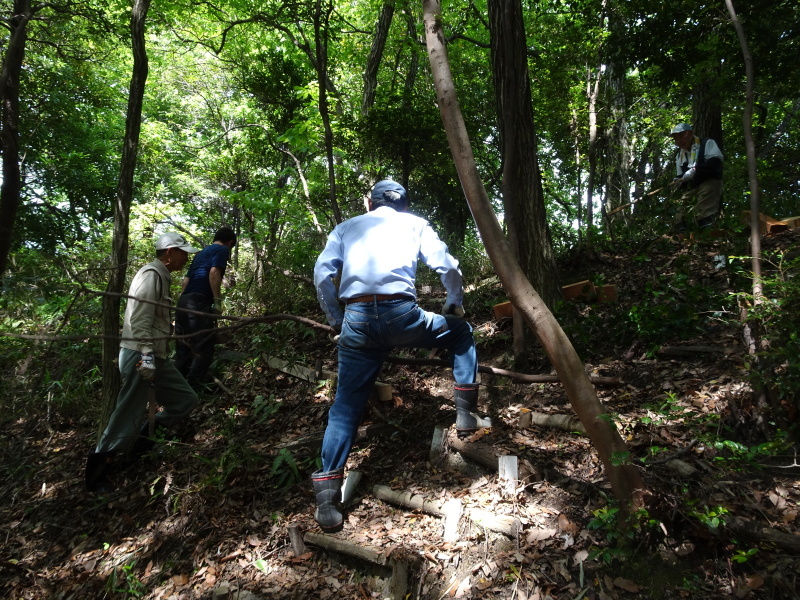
xmin=745 ymin=573 xmax=764 ymax=589
xmin=557 ymin=513 xmax=579 ymax=534
xmin=526 ymin=528 xmax=557 ymax=543
xmin=613 ymin=577 xmax=641 ymax=593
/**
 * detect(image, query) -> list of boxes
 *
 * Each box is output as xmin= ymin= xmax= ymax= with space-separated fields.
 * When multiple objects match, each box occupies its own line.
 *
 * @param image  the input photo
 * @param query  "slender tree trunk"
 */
xmin=725 ymin=0 xmax=769 ymax=417
xmin=422 ymin=0 xmax=644 ymax=509
xmin=314 ymin=0 xmax=342 ymax=224
xmin=362 ymin=0 xmax=396 ymax=116
xmin=0 ymin=0 xmax=32 ymax=282
xmin=98 ymin=0 xmax=152 ymax=439
xmin=585 ymin=65 xmax=601 ymax=242
xmin=724 ymin=0 xmax=761 ymax=303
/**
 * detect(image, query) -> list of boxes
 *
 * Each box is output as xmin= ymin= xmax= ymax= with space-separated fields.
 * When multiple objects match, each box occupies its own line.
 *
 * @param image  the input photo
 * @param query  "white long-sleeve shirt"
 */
xmin=314 ymin=206 xmax=463 ymax=328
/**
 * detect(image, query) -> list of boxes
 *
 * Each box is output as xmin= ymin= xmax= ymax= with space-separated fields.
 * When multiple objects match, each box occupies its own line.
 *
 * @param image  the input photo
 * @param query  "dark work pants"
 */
xmin=174 ymin=292 xmax=217 ymax=389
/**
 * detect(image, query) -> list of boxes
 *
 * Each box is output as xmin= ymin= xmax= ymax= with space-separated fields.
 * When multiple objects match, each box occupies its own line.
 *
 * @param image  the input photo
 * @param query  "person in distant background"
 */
xmin=310 ymin=180 xmax=490 ymax=533
xmin=668 ymin=123 xmax=724 ymax=231
xmin=85 ymin=232 xmax=200 ymax=493
xmin=174 ymin=226 xmax=237 ymax=390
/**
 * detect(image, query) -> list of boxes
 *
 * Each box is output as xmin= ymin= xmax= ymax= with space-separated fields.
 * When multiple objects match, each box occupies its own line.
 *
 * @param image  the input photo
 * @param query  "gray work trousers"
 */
xmin=96 ymin=348 xmax=198 ymax=454
xmin=676 ymin=178 xmax=723 ymax=225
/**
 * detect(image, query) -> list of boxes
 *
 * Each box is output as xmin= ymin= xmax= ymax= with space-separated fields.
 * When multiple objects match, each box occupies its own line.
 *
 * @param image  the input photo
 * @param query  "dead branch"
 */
xmin=385 ymin=356 xmax=622 ymax=386
xmin=277 ymin=423 xmax=395 ymax=452
xmin=726 ymin=517 xmax=800 ymax=554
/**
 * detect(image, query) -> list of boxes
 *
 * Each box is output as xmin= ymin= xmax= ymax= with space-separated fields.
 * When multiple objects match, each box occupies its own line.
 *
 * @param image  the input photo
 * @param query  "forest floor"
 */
xmin=2 ymin=229 xmax=800 ymax=600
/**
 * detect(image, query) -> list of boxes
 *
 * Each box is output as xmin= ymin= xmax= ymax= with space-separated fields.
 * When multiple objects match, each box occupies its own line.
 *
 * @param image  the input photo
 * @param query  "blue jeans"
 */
xmin=321 ymin=297 xmax=477 ymax=471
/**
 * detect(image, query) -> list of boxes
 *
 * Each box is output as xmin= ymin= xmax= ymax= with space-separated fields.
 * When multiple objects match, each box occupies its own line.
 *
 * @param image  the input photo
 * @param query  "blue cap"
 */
xmin=371 ymin=180 xmax=408 ymax=204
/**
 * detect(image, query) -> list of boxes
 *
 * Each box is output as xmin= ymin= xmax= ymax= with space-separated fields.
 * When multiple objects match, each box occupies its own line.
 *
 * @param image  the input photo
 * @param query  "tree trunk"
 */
xmin=98 ymin=0 xmax=152 ymax=439
xmin=724 ymin=0 xmax=761 ymax=303
xmin=0 ymin=0 xmax=33 ymax=282
xmin=314 ymin=0 xmax=342 ymax=224
xmin=362 ymin=0 xmax=396 ymax=116
xmin=487 ymin=0 xmax=561 ymax=368
xmin=422 ymin=0 xmax=644 ymax=509
xmin=602 ymin=38 xmax=629 ymax=225
xmin=585 ymin=65 xmax=601 ymax=242
xmin=692 ymin=75 xmax=724 ymax=152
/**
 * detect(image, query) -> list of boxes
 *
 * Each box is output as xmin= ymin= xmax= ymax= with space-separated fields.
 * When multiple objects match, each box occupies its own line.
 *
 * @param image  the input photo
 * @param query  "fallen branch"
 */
xmin=278 ymin=423 xmax=395 ymax=452
xmin=385 ymin=356 xmax=622 ymax=386
xmin=726 ymin=517 xmax=800 ymax=554
xmin=656 ymin=345 xmax=726 ymax=357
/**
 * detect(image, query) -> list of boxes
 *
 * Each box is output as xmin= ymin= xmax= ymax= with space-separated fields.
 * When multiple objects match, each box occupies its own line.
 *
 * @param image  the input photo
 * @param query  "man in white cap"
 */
xmin=310 ymin=179 xmax=490 ymax=532
xmin=85 ymin=232 xmax=200 ymax=493
xmin=668 ymin=123 xmax=724 ymax=231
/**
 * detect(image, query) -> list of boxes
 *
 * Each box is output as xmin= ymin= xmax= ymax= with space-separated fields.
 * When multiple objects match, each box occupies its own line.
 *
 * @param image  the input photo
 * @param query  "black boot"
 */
xmin=127 ymin=420 xmax=159 ymax=464
xmin=454 ymin=383 xmax=491 ymax=439
xmin=311 ymin=468 xmax=344 ymax=533
xmin=85 ymin=451 xmax=115 ymax=493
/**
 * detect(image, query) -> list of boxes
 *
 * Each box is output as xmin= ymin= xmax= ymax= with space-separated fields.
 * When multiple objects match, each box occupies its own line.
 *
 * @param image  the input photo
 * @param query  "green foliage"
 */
xmin=252 ymin=394 xmax=280 ymax=424
xmin=687 ymin=505 xmax=728 ymax=533
xmin=710 ymin=431 xmax=790 ymax=468
xmin=270 ymin=448 xmax=301 ymax=488
xmin=746 ymin=252 xmax=800 ymax=404
xmin=107 ymin=561 xmax=146 ymax=598
xmin=586 ymin=505 xmax=659 ymax=565
xmin=731 ymin=546 xmax=759 ymax=564
xmin=627 ymin=273 xmax=724 ymax=348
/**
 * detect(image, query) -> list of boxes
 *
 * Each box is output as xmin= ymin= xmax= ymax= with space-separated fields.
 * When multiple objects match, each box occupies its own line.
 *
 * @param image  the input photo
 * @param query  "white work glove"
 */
xmin=212 ymin=297 xmax=225 ymax=314
xmin=681 ymin=167 xmax=696 ymax=183
xmin=328 ymin=324 xmax=341 ymax=344
xmin=136 ymin=352 xmax=156 ymax=381
xmin=442 ymin=304 xmax=466 ymax=318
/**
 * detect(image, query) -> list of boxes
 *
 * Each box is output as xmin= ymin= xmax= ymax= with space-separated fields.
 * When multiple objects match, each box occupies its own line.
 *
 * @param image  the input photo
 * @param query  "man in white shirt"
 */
xmin=311 ymin=180 xmax=490 ymax=532
xmin=669 ymin=123 xmax=724 ymax=231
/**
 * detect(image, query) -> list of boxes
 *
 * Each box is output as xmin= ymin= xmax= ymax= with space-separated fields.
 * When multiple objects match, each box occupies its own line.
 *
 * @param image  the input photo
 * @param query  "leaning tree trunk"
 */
xmin=98 ymin=0 xmax=152 ymax=439
xmin=422 ymin=0 xmax=644 ymax=509
xmin=0 ymin=0 xmax=33 ymax=282
xmin=488 ymin=0 xmax=561 ymax=367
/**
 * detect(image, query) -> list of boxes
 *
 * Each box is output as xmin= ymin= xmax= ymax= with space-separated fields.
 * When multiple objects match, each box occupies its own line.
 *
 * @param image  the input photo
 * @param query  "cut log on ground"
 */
xmin=372 ymin=484 xmax=522 ymax=538
xmin=519 ymin=412 xmax=587 ymax=434
xmin=304 ymin=531 xmax=422 ymax=600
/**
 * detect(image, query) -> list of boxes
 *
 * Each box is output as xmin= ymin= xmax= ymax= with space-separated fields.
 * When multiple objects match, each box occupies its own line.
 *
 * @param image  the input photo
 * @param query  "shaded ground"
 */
xmin=2 ymin=230 xmax=800 ymax=599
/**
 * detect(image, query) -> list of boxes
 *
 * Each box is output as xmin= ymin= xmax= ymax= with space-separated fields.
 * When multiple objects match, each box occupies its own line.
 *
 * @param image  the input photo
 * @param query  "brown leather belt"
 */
xmin=345 ymin=293 xmax=413 ymax=305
